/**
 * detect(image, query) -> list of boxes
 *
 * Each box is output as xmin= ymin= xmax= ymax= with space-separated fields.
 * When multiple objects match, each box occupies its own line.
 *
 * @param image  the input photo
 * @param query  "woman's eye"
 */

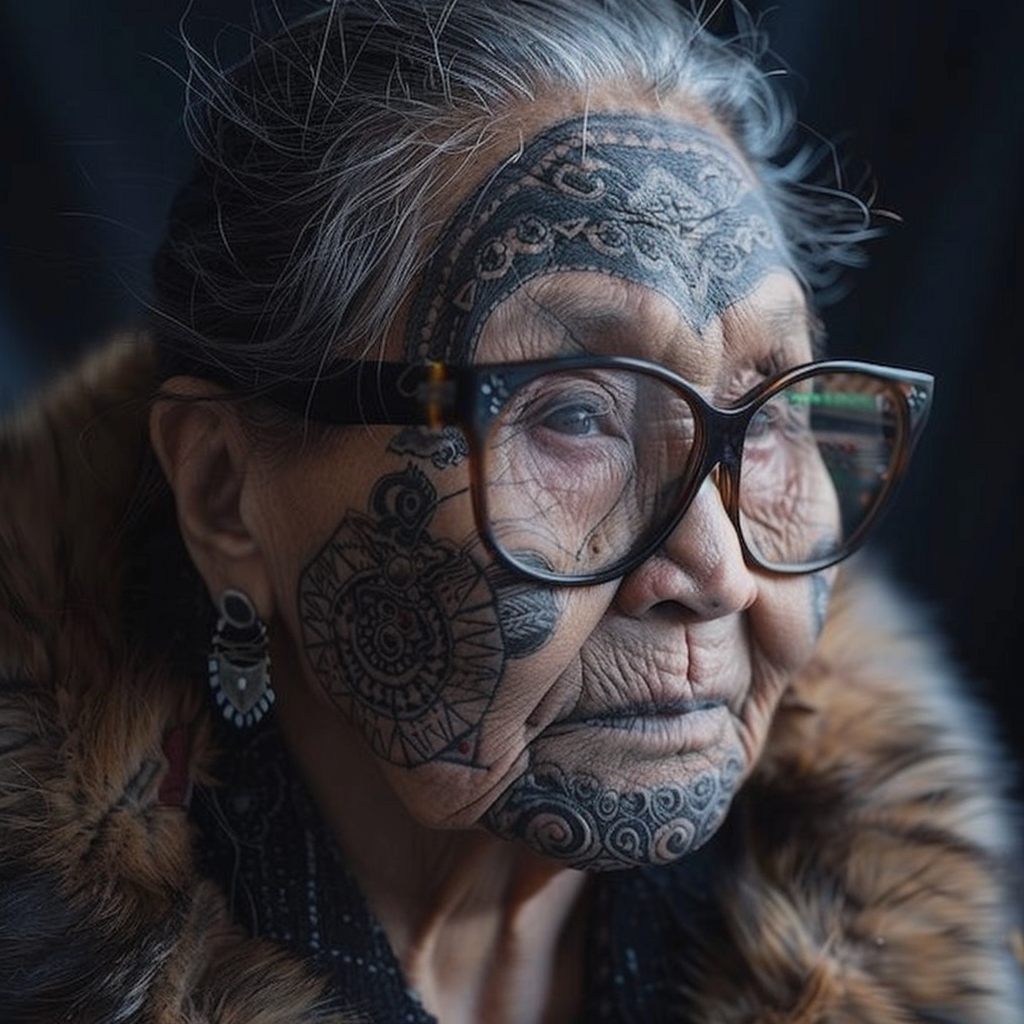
xmin=746 ymin=404 xmax=777 ymax=440
xmin=540 ymin=403 xmax=604 ymax=436
xmin=745 ymin=394 xmax=812 ymax=450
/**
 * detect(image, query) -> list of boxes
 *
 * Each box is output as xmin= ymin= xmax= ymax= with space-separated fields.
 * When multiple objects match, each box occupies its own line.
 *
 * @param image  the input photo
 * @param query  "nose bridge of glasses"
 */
xmin=708 ymin=462 xmax=736 ymax=508
xmin=697 ymin=405 xmax=747 ymax=503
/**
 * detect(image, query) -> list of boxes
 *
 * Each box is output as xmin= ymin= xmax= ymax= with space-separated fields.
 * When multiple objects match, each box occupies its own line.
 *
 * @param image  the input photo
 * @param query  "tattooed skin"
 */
xmin=299 ymin=465 xmax=505 ymax=767
xmin=486 ymin=559 xmax=561 ymax=659
xmin=405 ymin=113 xmax=786 ymax=366
xmin=483 ymin=755 xmax=744 ymax=870
xmin=301 ymin=114 xmax=805 ymax=868
xmin=389 ymin=425 xmax=470 ymax=469
xmin=812 ymin=570 xmax=833 ymax=637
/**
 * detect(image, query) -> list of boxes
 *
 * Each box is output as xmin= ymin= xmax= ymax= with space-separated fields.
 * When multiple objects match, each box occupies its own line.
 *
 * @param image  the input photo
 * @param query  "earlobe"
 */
xmin=149 ymin=378 xmax=272 ymax=614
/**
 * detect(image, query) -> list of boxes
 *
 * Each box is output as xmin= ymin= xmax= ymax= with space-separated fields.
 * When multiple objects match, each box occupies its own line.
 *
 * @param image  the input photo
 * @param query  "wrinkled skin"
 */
xmin=274 ymin=111 xmax=831 ymax=871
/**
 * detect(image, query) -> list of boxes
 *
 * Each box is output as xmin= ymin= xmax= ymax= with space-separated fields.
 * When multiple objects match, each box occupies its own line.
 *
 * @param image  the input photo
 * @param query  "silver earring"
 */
xmin=208 ymin=588 xmax=275 ymax=728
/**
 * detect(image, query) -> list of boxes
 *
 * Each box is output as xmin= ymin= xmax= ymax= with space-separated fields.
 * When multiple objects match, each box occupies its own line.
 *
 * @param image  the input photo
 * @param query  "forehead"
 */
xmin=404 ymin=110 xmax=796 ymax=366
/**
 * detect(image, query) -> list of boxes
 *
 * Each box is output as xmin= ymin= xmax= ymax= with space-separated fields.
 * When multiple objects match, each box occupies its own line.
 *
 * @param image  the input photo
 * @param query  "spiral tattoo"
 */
xmin=298 ymin=464 xmax=505 ymax=767
xmin=483 ymin=756 xmax=744 ymax=870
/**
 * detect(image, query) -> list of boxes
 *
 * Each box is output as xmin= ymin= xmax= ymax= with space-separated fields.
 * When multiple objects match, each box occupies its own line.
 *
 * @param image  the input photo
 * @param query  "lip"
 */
xmin=543 ymin=700 xmax=730 ymax=755
xmin=556 ymin=698 xmax=725 ymax=726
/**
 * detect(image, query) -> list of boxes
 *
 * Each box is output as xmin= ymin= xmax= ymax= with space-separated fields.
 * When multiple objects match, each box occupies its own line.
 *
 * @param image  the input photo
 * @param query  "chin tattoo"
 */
xmin=482 ymin=755 xmax=744 ymax=871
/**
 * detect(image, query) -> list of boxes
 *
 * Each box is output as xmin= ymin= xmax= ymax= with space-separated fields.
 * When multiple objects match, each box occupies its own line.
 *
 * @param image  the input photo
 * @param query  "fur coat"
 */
xmin=1 ymin=336 xmax=1021 ymax=1023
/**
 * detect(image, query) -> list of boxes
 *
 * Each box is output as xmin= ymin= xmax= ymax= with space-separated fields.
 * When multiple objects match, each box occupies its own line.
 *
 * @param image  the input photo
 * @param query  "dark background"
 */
xmin=1 ymin=2 xmax=1021 ymax=775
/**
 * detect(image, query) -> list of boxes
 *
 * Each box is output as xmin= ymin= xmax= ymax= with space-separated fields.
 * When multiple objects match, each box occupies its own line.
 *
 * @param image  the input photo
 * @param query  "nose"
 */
xmin=613 ymin=475 xmax=758 ymax=620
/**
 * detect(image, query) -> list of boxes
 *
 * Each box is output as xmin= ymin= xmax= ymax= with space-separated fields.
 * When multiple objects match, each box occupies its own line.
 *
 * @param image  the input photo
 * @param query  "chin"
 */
xmin=480 ymin=748 xmax=745 ymax=871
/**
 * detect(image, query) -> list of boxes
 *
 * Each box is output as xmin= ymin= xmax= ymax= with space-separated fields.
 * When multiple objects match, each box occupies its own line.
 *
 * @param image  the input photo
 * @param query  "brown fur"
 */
xmin=1 ymin=338 xmax=1021 ymax=1022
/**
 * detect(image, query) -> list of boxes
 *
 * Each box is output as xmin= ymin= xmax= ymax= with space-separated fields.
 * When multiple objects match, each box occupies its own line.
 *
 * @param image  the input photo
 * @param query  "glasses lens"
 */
xmin=480 ymin=367 xmax=703 ymax=580
xmin=738 ymin=370 xmax=903 ymax=569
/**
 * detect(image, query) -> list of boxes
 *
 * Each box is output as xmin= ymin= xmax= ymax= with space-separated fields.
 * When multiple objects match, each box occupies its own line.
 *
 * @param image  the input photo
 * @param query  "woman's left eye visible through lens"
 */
xmin=514 ymin=376 xmax=624 ymax=441
xmin=539 ymin=400 xmax=606 ymax=436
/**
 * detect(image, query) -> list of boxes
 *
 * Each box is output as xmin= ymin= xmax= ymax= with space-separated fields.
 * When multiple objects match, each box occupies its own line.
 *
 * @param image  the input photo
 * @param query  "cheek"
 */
xmin=296 ymin=461 xmax=505 ymax=767
xmin=685 ymin=572 xmax=834 ymax=796
xmin=291 ymin=455 xmax=593 ymax=743
xmin=811 ymin=566 xmax=837 ymax=636
xmin=739 ymin=442 xmax=844 ymax=568
xmin=470 ymin=581 xmax=617 ymax=769
xmin=287 ymin=450 xmax=620 ymax=826
xmin=746 ymin=570 xmax=835 ymax=689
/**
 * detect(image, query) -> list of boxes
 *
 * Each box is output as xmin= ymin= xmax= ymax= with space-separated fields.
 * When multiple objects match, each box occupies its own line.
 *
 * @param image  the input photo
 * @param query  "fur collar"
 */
xmin=1 ymin=337 xmax=1021 ymax=1022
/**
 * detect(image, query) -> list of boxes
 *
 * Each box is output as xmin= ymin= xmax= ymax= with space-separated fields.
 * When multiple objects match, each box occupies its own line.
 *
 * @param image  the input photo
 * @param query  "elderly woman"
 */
xmin=0 ymin=1 xmax=1020 ymax=1021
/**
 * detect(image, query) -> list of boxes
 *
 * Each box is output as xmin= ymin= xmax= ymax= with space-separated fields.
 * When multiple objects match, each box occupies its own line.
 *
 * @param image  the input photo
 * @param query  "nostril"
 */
xmin=648 ymin=597 xmax=700 ymax=625
xmin=692 ymin=587 xmax=750 ymax=619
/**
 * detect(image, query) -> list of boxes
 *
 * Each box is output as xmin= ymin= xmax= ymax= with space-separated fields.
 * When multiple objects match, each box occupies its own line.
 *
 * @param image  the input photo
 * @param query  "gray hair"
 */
xmin=151 ymin=0 xmax=875 ymax=389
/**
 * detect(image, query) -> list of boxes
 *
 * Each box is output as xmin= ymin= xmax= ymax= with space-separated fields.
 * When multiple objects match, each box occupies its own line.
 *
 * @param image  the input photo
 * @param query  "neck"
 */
xmin=394 ymin=838 xmax=589 ymax=1024
xmin=272 ymin=645 xmax=589 ymax=1024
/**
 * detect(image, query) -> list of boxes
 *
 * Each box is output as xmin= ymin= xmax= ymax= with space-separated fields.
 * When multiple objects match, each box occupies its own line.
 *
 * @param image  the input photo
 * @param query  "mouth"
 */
xmin=540 ymin=699 xmax=731 ymax=755
xmin=552 ymin=698 xmax=726 ymax=729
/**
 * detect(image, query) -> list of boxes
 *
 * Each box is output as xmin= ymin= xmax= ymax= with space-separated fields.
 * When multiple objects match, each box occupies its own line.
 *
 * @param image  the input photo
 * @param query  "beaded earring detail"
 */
xmin=208 ymin=587 xmax=275 ymax=728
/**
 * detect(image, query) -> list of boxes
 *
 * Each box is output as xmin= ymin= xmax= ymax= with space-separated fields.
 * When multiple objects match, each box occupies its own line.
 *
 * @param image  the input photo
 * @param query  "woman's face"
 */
xmin=259 ymin=106 xmax=829 ymax=870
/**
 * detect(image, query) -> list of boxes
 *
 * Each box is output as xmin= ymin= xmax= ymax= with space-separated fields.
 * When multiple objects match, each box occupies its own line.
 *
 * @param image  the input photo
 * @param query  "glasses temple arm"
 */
xmin=264 ymin=361 xmax=445 ymax=426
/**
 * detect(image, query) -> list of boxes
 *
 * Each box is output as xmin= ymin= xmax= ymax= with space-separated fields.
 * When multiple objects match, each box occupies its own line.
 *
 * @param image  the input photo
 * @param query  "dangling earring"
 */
xmin=208 ymin=587 xmax=275 ymax=728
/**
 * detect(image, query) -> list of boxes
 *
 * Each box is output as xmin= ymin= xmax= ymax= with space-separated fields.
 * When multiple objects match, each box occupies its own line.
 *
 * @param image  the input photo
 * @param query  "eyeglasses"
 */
xmin=265 ymin=356 xmax=933 ymax=585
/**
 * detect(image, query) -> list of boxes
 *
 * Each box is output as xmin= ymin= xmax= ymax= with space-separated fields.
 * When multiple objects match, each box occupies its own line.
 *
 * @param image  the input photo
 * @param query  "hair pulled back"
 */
xmin=152 ymin=0 xmax=874 ymax=390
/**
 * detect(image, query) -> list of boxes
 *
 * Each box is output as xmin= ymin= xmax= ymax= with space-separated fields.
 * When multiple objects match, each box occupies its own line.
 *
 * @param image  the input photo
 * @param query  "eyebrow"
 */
xmin=766 ymin=303 xmax=827 ymax=358
xmin=516 ymin=281 xmax=826 ymax=363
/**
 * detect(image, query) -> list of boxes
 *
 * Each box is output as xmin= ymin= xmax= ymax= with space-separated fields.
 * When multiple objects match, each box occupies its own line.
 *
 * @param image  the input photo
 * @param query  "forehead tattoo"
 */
xmin=406 ymin=113 xmax=789 ymax=363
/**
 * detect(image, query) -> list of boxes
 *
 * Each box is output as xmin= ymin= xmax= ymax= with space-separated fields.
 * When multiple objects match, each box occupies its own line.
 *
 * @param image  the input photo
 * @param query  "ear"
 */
xmin=149 ymin=378 xmax=274 ymax=618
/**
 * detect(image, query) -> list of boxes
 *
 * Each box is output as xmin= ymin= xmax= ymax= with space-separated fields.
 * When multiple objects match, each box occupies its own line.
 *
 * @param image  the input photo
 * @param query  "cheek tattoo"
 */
xmin=404 ymin=112 xmax=786 ymax=367
xmin=812 ymin=569 xmax=833 ymax=637
xmin=487 ymin=560 xmax=560 ymax=660
xmin=298 ymin=464 xmax=560 ymax=769
xmin=299 ymin=464 xmax=506 ymax=767
xmin=389 ymin=425 xmax=470 ymax=469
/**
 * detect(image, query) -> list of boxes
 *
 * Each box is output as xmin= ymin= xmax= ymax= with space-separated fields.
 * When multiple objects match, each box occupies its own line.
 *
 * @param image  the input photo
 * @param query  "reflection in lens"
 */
xmin=481 ymin=368 xmax=701 ymax=579
xmin=738 ymin=371 xmax=900 ymax=568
